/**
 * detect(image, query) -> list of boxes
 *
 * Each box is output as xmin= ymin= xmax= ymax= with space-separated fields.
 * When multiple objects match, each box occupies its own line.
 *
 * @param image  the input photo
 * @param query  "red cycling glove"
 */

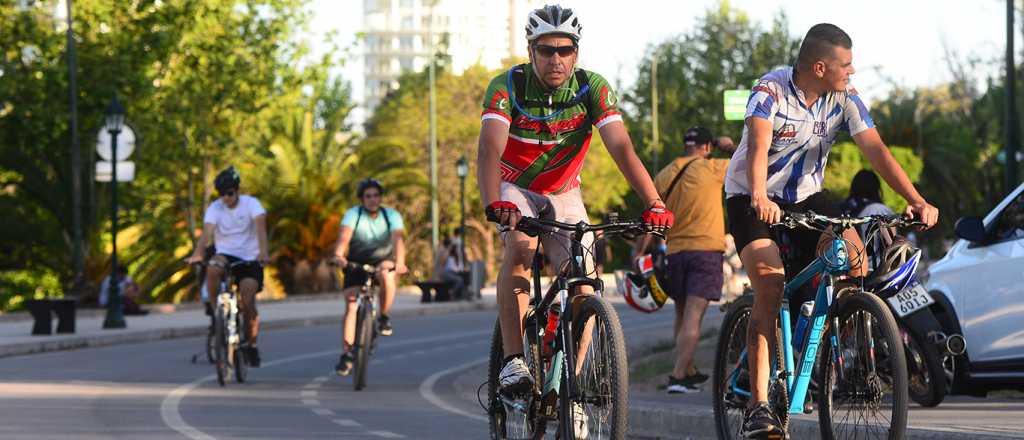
xmin=642 ymin=202 xmax=674 ymax=232
xmin=485 ymin=201 xmax=520 ymax=223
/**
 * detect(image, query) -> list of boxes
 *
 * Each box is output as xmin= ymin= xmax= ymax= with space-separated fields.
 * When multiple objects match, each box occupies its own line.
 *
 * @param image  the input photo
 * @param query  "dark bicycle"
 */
xmin=333 ymin=262 xmax=387 ymax=391
xmin=486 ymin=214 xmax=658 ymax=440
xmin=713 ymin=212 xmax=920 ymax=440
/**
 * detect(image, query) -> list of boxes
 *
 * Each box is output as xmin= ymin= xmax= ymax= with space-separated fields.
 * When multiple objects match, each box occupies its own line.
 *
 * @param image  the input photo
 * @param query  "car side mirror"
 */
xmin=954 ymin=216 xmax=987 ymax=243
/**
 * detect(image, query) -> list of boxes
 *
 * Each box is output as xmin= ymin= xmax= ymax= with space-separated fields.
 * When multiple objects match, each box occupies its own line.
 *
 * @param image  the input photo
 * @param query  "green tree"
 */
xmin=822 ymin=142 xmax=923 ymax=212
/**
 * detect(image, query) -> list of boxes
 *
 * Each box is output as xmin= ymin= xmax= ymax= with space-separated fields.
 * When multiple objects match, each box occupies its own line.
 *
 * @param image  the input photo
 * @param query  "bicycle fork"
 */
xmin=218 ymin=291 xmax=240 ymax=346
xmin=540 ymin=286 xmax=572 ymax=418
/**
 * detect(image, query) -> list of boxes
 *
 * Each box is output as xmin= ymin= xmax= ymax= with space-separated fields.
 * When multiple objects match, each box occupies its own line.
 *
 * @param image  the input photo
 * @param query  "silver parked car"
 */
xmin=925 ymin=182 xmax=1024 ymax=395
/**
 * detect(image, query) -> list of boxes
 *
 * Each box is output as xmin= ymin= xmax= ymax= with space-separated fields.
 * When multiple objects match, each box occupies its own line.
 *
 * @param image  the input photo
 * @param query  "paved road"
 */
xmin=0 ymin=304 xmax=676 ymax=440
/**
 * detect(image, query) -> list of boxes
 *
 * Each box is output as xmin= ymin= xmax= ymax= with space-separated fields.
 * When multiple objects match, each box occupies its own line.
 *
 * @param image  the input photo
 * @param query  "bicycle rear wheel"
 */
xmin=568 ymin=295 xmax=628 ymax=440
xmin=353 ymin=303 xmax=373 ymax=391
xmin=487 ymin=317 xmax=545 ymax=440
xmin=214 ymin=307 xmax=228 ymax=387
xmin=713 ymin=295 xmax=752 ymax=440
xmin=818 ymin=289 xmax=908 ymax=440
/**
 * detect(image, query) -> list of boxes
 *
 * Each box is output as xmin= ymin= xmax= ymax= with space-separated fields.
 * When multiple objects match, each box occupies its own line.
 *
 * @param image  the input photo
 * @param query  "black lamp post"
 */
xmin=455 ymin=156 xmax=469 ymax=298
xmin=102 ymin=95 xmax=126 ymax=329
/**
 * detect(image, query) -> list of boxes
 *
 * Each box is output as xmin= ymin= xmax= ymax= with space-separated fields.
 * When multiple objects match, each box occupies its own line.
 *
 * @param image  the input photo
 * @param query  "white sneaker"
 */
xmin=572 ymin=401 xmax=589 ymax=439
xmin=498 ymin=357 xmax=533 ymax=393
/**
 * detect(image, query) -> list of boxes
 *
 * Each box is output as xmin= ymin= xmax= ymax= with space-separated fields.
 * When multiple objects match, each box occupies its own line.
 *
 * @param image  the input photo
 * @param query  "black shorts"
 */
xmin=726 ymin=192 xmax=839 ymax=272
xmin=218 ymin=254 xmax=264 ymax=291
xmin=342 ymin=260 xmax=385 ymax=289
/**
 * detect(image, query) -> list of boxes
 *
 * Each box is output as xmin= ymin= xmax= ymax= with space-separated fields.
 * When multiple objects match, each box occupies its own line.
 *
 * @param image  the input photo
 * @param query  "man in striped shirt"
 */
xmin=725 ymin=23 xmax=938 ymax=438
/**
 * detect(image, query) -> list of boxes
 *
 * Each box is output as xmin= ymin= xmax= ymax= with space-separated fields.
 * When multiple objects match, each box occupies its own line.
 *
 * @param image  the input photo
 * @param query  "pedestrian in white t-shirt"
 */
xmin=185 ymin=166 xmax=270 ymax=367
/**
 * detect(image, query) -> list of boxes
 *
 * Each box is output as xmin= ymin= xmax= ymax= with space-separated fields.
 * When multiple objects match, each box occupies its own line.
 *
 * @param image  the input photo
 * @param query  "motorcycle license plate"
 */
xmin=887 ymin=282 xmax=935 ymax=317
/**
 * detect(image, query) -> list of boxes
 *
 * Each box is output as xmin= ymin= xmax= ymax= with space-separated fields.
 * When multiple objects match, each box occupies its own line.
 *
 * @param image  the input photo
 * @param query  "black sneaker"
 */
xmin=243 ymin=345 xmax=261 ymax=368
xmin=666 ymin=375 xmax=701 ymax=394
xmin=378 ymin=315 xmax=393 ymax=337
xmin=742 ymin=402 xmax=785 ymax=439
xmin=335 ymin=352 xmax=354 ymax=376
xmin=689 ymin=369 xmax=710 ymax=385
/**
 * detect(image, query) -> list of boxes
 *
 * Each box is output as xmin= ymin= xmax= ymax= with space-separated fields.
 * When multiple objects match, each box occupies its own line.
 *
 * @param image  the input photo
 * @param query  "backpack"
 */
xmin=507 ymin=63 xmax=595 ymax=126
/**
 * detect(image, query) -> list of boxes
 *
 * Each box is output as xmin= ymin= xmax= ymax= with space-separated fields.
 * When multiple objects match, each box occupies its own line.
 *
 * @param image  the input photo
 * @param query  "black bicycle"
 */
xmin=486 ymin=214 xmax=657 ymax=440
xmin=334 ymin=262 xmax=387 ymax=391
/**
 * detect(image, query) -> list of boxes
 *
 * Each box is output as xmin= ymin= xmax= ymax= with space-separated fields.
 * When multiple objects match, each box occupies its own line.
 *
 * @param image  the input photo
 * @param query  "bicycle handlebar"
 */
xmin=773 ymin=211 xmax=926 ymax=232
xmin=513 ymin=216 xmax=660 ymax=240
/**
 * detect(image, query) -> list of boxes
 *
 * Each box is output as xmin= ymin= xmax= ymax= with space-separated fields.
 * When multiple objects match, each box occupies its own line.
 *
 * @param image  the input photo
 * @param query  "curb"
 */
xmin=0 ymin=299 xmax=495 ymax=359
xmin=626 ymin=401 xmax=1019 ymax=440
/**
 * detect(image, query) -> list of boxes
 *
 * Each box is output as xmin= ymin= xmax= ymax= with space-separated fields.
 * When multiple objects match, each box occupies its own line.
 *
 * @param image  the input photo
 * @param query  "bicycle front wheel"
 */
xmin=234 ymin=314 xmax=248 ymax=383
xmin=214 ymin=307 xmax=228 ymax=387
xmin=353 ymin=303 xmax=374 ymax=391
xmin=568 ymin=295 xmax=628 ymax=440
xmin=818 ymin=289 xmax=908 ymax=440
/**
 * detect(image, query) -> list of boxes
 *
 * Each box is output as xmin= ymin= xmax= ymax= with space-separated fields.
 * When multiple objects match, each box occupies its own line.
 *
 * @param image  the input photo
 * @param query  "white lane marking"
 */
xmin=418 ymin=357 xmax=489 ymax=422
xmin=161 ymin=328 xmax=490 ymax=440
xmin=369 ymin=430 xmax=407 ymax=438
xmin=312 ymin=408 xmax=335 ymax=416
xmin=304 ymin=383 xmax=322 ymax=390
xmin=300 ymin=390 xmax=317 ymax=398
xmin=302 ymin=399 xmax=320 ymax=406
xmin=313 ymin=376 xmax=330 ymax=383
xmin=333 ymin=418 xmax=362 ymax=427
xmin=159 ymin=374 xmax=218 ymax=440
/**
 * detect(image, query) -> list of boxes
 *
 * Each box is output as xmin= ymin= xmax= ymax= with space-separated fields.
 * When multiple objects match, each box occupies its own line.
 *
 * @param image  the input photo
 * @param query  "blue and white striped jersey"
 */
xmin=725 ymin=67 xmax=875 ymax=204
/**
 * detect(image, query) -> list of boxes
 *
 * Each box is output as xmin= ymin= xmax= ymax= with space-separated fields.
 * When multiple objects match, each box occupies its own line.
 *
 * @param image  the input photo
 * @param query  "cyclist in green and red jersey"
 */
xmin=477 ymin=4 xmax=674 ymax=403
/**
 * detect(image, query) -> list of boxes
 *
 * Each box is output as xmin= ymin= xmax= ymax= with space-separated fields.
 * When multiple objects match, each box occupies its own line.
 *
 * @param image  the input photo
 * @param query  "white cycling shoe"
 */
xmin=572 ymin=401 xmax=589 ymax=439
xmin=499 ymin=357 xmax=534 ymax=394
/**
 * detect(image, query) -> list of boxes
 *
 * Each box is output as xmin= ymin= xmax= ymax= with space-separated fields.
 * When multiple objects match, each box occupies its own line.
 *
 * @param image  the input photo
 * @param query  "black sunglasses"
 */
xmin=219 ymin=189 xmax=237 ymax=197
xmin=533 ymin=44 xmax=577 ymax=58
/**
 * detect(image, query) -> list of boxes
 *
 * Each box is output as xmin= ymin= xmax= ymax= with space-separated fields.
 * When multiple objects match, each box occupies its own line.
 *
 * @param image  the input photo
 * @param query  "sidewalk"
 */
xmin=0 ymin=286 xmax=497 ymax=358
xmin=625 ymin=304 xmax=1024 ymax=440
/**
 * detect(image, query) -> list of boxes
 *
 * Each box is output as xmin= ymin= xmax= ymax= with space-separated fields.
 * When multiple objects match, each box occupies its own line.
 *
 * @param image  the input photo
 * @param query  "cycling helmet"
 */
xmin=214 ymin=166 xmax=240 ymax=192
xmin=525 ymin=5 xmax=582 ymax=43
xmin=867 ymin=238 xmax=922 ymax=293
xmin=618 ymin=254 xmax=668 ymax=314
xmin=356 ymin=178 xmax=384 ymax=198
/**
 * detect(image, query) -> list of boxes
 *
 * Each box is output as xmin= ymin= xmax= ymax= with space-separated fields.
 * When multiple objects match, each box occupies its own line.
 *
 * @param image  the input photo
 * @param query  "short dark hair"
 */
xmin=796 ymin=23 xmax=852 ymax=69
xmin=849 ymin=169 xmax=883 ymax=203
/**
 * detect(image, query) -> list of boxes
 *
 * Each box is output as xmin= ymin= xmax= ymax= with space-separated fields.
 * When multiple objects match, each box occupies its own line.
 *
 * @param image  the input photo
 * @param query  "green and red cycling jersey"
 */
xmin=480 ymin=66 xmax=622 ymax=195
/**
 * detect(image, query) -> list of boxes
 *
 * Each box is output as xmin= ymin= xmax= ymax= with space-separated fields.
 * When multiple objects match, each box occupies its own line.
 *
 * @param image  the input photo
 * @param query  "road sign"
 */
xmin=723 ymin=90 xmax=749 ymax=121
xmin=95 ymin=161 xmax=135 ymax=182
xmin=96 ymin=125 xmax=136 ymax=161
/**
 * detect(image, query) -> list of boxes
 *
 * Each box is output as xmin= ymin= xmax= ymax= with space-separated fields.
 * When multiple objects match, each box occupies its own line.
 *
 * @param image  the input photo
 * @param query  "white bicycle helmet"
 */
xmin=618 ymin=254 xmax=668 ymax=314
xmin=525 ymin=4 xmax=582 ymax=42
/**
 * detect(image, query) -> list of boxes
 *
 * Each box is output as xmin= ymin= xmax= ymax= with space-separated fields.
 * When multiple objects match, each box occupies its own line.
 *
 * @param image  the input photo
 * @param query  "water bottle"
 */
xmin=792 ymin=300 xmax=815 ymax=352
xmin=542 ymin=307 xmax=560 ymax=358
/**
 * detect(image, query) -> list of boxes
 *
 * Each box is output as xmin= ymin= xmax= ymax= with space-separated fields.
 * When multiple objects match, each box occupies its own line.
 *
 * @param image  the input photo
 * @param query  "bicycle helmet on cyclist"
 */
xmin=356 ymin=178 xmax=384 ymax=198
xmin=214 ymin=166 xmax=240 ymax=192
xmin=525 ymin=4 xmax=582 ymax=43
xmin=619 ymin=254 xmax=668 ymax=314
xmin=866 ymin=238 xmax=922 ymax=293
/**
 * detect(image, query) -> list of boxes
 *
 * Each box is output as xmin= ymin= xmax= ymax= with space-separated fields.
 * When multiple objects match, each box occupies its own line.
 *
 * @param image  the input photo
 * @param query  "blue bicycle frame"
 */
xmin=728 ymin=236 xmax=853 ymax=414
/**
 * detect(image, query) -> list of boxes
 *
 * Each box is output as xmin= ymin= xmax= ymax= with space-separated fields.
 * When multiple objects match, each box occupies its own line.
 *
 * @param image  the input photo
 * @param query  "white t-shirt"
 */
xmin=203 ymin=195 xmax=266 ymax=261
xmin=726 ymin=67 xmax=876 ymax=203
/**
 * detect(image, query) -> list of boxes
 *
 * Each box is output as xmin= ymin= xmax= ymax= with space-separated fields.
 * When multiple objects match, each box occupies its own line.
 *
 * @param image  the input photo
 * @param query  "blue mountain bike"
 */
xmin=713 ymin=212 xmax=918 ymax=440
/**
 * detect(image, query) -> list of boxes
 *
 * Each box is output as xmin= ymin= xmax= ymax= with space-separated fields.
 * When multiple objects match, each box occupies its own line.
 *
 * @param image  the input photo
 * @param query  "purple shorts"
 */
xmin=663 ymin=251 xmax=724 ymax=302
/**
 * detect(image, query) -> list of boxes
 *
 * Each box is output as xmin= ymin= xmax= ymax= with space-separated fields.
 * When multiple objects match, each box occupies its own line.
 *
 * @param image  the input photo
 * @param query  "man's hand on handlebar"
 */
xmin=485 ymin=201 xmax=522 ymax=229
xmin=904 ymin=199 xmax=939 ymax=229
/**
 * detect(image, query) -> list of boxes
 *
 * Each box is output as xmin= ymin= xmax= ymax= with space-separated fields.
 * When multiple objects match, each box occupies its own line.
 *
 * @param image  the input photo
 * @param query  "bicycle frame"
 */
xmin=729 ymin=234 xmax=853 ymax=415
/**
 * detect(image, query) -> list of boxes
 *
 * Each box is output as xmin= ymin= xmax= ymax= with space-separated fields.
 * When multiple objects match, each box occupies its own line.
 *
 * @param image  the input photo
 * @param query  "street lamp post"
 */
xmin=455 ymin=156 xmax=470 ymax=300
xmin=651 ymin=50 xmax=660 ymax=172
xmin=102 ymin=95 xmax=126 ymax=329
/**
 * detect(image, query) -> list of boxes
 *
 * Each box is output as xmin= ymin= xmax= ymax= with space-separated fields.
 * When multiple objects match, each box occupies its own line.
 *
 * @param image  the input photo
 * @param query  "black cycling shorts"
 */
xmin=342 ymin=260 xmax=386 ymax=289
xmin=218 ymin=254 xmax=264 ymax=292
xmin=726 ymin=192 xmax=839 ymax=269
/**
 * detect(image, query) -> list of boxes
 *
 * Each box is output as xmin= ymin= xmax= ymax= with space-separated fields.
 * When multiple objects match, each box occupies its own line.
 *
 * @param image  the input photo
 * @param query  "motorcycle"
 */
xmin=861 ymin=221 xmax=966 ymax=408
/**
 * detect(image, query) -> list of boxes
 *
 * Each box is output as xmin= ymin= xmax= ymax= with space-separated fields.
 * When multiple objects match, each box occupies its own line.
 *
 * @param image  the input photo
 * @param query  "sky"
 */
xmin=308 ymin=0 xmax=1014 ymax=110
